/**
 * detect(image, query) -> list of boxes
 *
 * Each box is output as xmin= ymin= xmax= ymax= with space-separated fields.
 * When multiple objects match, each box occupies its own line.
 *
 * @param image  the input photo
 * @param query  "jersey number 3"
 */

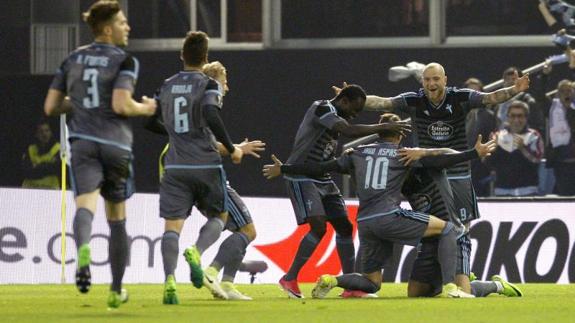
xmin=364 ymin=156 xmax=389 ymax=189
xmin=82 ymin=68 xmax=99 ymax=109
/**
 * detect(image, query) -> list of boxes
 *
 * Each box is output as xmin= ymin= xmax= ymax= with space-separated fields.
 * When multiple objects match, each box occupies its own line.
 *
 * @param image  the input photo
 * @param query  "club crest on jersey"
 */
xmin=445 ymin=104 xmax=453 ymax=114
xmin=428 ymin=121 xmax=454 ymax=141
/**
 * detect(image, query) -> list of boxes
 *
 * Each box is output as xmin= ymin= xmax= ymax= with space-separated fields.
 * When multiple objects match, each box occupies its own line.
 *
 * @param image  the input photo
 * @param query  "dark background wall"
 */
xmin=1 ymin=46 xmax=571 ymax=196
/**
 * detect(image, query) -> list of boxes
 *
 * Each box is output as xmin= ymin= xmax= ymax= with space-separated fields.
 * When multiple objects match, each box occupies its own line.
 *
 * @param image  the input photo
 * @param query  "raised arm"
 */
xmin=481 ymin=72 xmax=530 ymax=105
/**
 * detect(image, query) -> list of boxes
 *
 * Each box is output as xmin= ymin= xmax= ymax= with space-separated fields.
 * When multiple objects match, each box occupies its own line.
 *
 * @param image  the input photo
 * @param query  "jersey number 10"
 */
xmin=364 ymin=156 xmax=389 ymax=190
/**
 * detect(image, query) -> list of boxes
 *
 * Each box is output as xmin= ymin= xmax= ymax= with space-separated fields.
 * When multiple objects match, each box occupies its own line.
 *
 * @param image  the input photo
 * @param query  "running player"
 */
xmin=43 ymin=1 xmax=156 ymax=309
xmin=278 ymin=85 xmax=411 ymax=299
xmin=150 ymin=61 xmax=264 ymax=302
xmin=153 ymin=31 xmax=243 ymax=302
xmin=335 ymin=62 xmax=529 ymax=295
xmin=264 ymin=113 xmax=496 ymax=298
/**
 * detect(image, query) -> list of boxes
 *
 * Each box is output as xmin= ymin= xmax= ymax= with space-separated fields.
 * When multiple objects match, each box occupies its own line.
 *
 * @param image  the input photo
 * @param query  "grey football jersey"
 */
xmin=286 ymin=100 xmax=346 ymax=181
xmin=50 ymin=42 xmax=138 ymax=150
xmin=156 ymin=71 xmax=223 ymax=167
xmin=337 ymin=142 xmax=417 ymax=222
xmin=391 ymin=87 xmax=483 ymax=177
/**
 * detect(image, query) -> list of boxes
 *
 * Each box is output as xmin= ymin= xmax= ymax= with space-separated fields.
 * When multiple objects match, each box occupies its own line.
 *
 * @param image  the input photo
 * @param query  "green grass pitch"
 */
xmin=1 ymin=283 xmax=574 ymax=322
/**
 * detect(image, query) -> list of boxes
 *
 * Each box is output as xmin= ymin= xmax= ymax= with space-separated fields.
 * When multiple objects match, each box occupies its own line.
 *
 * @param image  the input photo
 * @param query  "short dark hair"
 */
xmin=335 ymin=84 xmax=366 ymax=102
xmin=378 ymin=113 xmax=402 ymax=138
xmin=182 ymin=31 xmax=209 ymax=67
xmin=507 ymin=100 xmax=529 ymax=116
xmin=82 ymin=1 xmax=121 ymax=36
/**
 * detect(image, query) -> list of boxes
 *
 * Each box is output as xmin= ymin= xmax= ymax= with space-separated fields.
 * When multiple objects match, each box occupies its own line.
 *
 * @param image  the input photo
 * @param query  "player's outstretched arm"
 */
xmin=333 ymin=119 xmax=411 ymax=138
xmin=262 ymin=154 xmax=342 ymax=179
xmin=331 ymin=82 xmax=395 ymax=112
xmin=419 ymin=135 xmax=496 ymax=168
xmin=44 ymin=90 xmax=72 ymax=116
xmin=481 ymin=72 xmax=530 ymax=105
xmin=398 ymin=147 xmax=459 ymax=165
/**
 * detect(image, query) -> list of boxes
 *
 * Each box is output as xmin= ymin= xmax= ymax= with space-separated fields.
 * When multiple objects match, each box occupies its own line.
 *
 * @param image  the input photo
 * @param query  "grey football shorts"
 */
xmin=359 ymin=209 xmax=429 ymax=274
xmin=69 ymin=139 xmax=134 ymax=202
xmin=160 ymin=167 xmax=226 ymax=219
xmin=285 ymin=179 xmax=347 ymax=225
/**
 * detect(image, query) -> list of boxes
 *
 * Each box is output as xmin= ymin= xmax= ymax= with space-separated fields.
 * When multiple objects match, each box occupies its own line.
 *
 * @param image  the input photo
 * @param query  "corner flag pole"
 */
xmin=59 ymin=115 xmax=68 ymax=284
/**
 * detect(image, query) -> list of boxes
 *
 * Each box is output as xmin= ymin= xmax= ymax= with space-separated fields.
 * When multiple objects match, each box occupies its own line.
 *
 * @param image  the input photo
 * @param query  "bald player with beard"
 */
xmin=334 ymin=63 xmax=528 ymax=297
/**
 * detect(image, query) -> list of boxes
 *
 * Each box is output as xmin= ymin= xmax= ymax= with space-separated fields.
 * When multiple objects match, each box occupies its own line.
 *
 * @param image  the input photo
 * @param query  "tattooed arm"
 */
xmin=481 ymin=72 xmax=530 ymax=105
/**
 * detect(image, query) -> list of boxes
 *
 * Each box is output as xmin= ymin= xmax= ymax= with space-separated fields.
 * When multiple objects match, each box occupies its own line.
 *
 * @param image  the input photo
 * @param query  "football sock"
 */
xmin=284 ymin=232 xmax=320 ymax=281
xmin=438 ymin=222 xmax=458 ymax=285
xmin=471 ymin=281 xmax=498 ymax=297
xmin=108 ymin=219 xmax=129 ymax=293
xmin=335 ymin=234 xmax=355 ymax=274
xmin=73 ymin=208 xmax=93 ymax=248
xmin=161 ymin=230 xmax=180 ymax=278
xmin=336 ymin=273 xmax=380 ymax=294
xmin=196 ymin=217 xmax=225 ymax=254
xmin=220 ymin=232 xmax=250 ymax=282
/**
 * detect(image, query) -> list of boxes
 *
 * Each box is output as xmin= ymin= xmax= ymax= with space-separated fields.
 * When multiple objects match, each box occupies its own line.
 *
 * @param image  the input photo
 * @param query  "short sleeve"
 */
xmin=114 ymin=54 xmax=139 ymax=92
xmin=390 ymin=94 xmax=410 ymax=112
xmin=315 ymin=103 xmax=346 ymax=130
xmin=456 ymin=88 xmax=484 ymax=109
xmin=49 ymin=60 xmax=68 ymax=92
xmin=201 ymin=79 xmax=223 ymax=109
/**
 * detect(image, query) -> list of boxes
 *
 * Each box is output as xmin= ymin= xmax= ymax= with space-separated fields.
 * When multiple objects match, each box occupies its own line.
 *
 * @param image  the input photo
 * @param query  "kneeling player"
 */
xmin=264 ymin=114 xmax=496 ymax=298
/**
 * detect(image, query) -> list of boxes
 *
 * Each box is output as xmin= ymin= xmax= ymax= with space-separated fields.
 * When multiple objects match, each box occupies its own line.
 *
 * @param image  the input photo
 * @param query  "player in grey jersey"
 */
xmin=149 ymin=31 xmax=245 ymax=303
xmin=278 ymin=85 xmax=411 ymax=299
xmin=333 ymin=62 xmax=530 ymax=294
xmin=149 ymin=61 xmax=264 ymax=302
xmin=43 ymin=1 xmax=156 ymax=309
xmin=264 ymin=113 xmax=497 ymax=298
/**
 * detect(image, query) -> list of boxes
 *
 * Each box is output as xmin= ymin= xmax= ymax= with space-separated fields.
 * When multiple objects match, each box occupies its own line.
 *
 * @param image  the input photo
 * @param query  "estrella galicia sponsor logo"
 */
xmin=428 ymin=121 xmax=454 ymax=141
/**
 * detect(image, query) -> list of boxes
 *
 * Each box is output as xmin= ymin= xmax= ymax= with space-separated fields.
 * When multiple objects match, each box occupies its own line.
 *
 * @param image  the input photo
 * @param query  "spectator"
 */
xmin=21 ymin=120 xmax=60 ymax=189
xmin=463 ymin=77 xmax=497 ymax=196
xmin=495 ymin=67 xmax=544 ymax=133
xmin=548 ymin=79 xmax=575 ymax=195
xmin=487 ymin=101 xmax=544 ymax=196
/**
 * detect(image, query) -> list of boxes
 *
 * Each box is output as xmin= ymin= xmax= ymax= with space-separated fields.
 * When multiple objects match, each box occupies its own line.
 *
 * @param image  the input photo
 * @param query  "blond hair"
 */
xmin=203 ymin=61 xmax=226 ymax=79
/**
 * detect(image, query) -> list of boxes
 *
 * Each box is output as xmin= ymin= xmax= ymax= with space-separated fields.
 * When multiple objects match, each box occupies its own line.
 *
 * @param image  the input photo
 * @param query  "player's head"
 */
xmin=502 ymin=67 xmax=522 ymax=87
xmin=35 ymin=119 xmax=53 ymax=145
xmin=182 ymin=31 xmax=209 ymax=68
xmin=378 ymin=113 xmax=403 ymax=142
xmin=557 ymin=79 xmax=574 ymax=106
xmin=334 ymin=84 xmax=366 ymax=120
xmin=422 ymin=63 xmax=447 ymax=100
xmin=506 ymin=101 xmax=529 ymax=133
xmin=82 ymin=1 xmax=130 ymax=46
xmin=203 ymin=61 xmax=229 ymax=96
xmin=463 ymin=77 xmax=483 ymax=91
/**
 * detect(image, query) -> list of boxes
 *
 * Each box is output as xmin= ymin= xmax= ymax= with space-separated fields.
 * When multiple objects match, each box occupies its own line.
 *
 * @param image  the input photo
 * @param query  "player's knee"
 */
xmin=332 ymin=218 xmax=353 ymax=237
xmin=240 ymin=223 xmax=257 ymax=242
xmin=307 ymin=217 xmax=327 ymax=238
